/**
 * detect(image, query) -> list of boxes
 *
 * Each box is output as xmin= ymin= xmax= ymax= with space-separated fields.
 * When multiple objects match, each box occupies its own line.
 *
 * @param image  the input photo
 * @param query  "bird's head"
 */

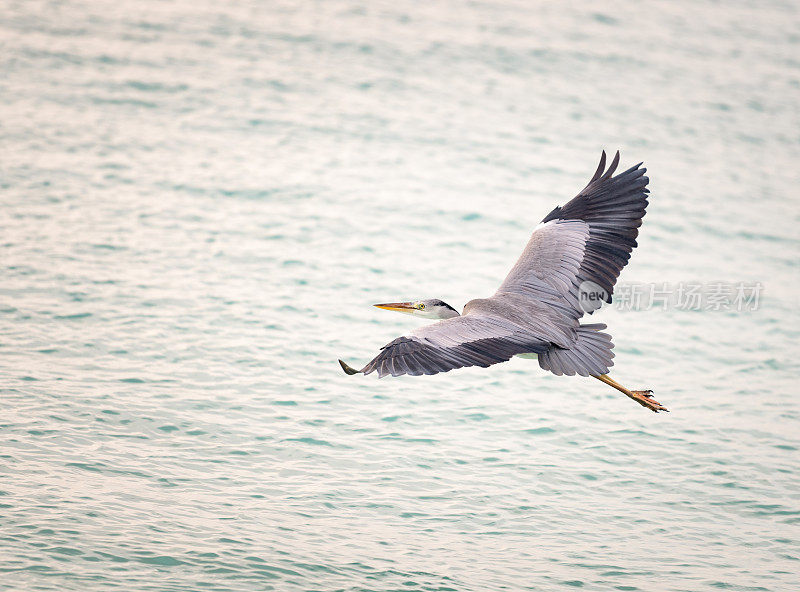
xmin=373 ymin=299 xmax=460 ymax=320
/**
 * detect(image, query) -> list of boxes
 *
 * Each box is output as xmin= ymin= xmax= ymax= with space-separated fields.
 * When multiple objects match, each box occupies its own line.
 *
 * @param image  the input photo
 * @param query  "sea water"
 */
xmin=2 ymin=1 xmax=799 ymax=590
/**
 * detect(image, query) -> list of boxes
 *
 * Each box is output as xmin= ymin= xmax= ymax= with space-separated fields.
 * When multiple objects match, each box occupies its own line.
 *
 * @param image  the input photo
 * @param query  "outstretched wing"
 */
xmin=497 ymin=150 xmax=650 ymax=317
xmin=357 ymin=313 xmax=550 ymax=378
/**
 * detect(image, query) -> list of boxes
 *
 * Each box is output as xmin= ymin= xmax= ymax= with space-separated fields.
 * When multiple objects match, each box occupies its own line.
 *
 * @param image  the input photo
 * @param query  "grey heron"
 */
xmin=339 ymin=151 xmax=667 ymax=412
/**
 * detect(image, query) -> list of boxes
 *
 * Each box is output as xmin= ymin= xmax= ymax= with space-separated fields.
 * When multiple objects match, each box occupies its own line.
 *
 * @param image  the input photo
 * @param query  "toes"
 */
xmin=625 ymin=389 xmax=668 ymax=413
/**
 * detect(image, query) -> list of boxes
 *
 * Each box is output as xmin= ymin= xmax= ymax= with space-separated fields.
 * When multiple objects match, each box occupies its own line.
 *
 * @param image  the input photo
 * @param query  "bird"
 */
xmin=338 ymin=151 xmax=667 ymax=412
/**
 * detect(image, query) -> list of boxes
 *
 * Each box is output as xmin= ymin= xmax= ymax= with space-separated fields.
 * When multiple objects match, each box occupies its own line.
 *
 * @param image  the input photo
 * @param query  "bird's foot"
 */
xmin=629 ymin=390 xmax=668 ymax=413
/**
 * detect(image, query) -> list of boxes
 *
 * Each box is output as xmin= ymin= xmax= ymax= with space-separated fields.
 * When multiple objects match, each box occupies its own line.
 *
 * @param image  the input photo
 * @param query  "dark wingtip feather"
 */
xmin=601 ymin=150 xmax=621 ymax=180
xmin=590 ymin=150 xmax=607 ymax=183
xmin=339 ymin=359 xmax=360 ymax=375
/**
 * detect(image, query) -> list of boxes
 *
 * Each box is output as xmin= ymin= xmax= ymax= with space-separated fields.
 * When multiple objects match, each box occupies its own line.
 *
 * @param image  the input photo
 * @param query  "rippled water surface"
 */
xmin=2 ymin=0 xmax=799 ymax=590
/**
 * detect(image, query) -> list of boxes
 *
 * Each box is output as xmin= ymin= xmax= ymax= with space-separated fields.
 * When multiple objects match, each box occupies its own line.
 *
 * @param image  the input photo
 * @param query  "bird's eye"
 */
xmin=417 ymin=303 xmax=425 ymax=310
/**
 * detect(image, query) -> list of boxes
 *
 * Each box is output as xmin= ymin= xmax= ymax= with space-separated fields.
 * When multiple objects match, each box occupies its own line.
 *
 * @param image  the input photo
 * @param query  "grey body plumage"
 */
xmin=339 ymin=151 xmax=668 ymax=412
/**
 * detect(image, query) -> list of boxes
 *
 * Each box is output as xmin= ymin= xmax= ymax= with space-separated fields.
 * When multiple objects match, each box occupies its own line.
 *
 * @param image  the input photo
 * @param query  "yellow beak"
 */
xmin=374 ymin=302 xmax=416 ymax=313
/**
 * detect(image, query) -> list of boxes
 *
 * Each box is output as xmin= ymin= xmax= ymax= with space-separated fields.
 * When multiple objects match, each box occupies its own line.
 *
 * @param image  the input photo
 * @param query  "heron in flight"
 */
xmin=339 ymin=151 xmax=667 ymax=412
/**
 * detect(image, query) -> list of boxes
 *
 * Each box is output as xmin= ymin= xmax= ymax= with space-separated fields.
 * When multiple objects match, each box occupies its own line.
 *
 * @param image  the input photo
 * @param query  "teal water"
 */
xmin=2 ymin=1 xmax=799 ymax=590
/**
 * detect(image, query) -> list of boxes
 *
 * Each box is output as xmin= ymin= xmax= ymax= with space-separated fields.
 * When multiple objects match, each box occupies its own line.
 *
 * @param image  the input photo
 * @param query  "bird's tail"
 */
xmin=538 ymin=323 xmax=615 ymax=377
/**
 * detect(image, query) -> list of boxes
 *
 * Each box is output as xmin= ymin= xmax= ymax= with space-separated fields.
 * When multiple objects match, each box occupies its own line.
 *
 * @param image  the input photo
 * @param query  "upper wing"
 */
xmin=497 ymin=150 xmax=650 ymax=316
xmin=358 ymin=313 xmax=549 ymax=378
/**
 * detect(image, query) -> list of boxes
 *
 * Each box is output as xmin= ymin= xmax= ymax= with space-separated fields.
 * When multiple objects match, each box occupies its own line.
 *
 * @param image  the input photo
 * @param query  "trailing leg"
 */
xmin=593 ymin=374 xmax=668 ymax=413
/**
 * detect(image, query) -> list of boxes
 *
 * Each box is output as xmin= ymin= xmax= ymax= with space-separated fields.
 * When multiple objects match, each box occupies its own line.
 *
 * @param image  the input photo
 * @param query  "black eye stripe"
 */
xmin=432 ymin=300 xmax=457 ymax=312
